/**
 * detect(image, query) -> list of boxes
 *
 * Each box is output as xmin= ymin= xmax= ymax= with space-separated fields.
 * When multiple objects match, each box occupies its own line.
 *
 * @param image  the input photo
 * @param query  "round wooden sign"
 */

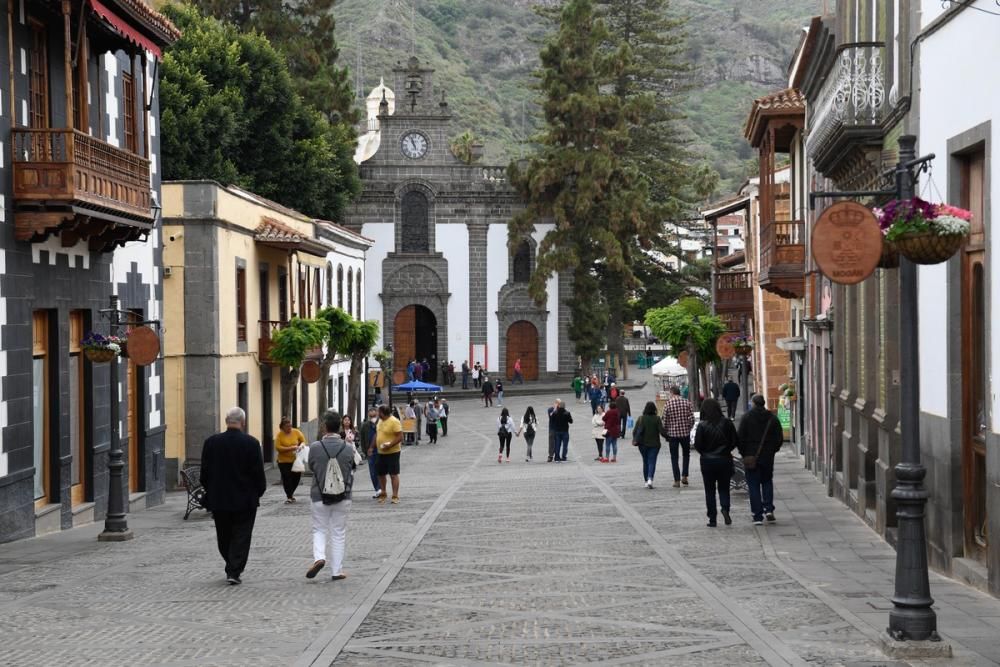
xmin=811 ymin=201 xmax=882 ymax=285
xmin=677 ymin=350 xmax=689 ymax=368
xmin=301 ymin=360 xmax=321 ymax=384
xmin=716 ymin=337 xmax=735 ymax=359
xmin=126 ymin=326 xmax=160 ymax=366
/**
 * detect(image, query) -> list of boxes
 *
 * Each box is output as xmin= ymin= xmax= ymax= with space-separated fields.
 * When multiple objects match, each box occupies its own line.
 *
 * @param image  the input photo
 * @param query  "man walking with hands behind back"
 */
xmin=737 ymin=394 xmax=784 ymax=525
xmin=200 ymin=407 xmax=267 ymax=585
xmin=661 ymin=386 xmax=695 ymax=488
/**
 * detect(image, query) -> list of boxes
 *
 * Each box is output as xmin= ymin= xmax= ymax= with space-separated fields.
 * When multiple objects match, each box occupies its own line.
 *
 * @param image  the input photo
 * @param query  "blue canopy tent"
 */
xmin=392 ymin=380 xmax=443 ymax=392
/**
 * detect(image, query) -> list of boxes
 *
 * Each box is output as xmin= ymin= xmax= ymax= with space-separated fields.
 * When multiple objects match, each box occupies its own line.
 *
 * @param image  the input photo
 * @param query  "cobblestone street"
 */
xmin=1 ymin=376 xmax=999 ymax=666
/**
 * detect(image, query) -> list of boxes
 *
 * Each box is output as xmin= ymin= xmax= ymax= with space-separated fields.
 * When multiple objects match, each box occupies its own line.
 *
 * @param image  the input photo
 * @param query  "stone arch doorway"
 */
xmin=393 ymin=305 xmax=438 ymax=384
xmin=506 ymin=321 xmax=539 ymax=381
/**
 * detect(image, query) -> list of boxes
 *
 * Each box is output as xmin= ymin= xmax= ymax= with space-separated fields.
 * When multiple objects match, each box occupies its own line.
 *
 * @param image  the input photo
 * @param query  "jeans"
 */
xmin=462 ymin=373 xmax=469 ymax=389
xmin=590 ymin=399 xmax=599 ymax=415
xmin=620 ymin=416 xmax=628 ymax=437
xmin=548 ymin=431 xmax=556 ymax=460
xmin=554 ymin=431 xmax=569 ymax=460
xmin=605 ymin=436 xmax=618 ymax=458
xmin=498 ymin=432 xmax=512 ymax=457
xmin=668 ymin=437 xmax=691 ymax=481
xmin=700 ymin=457 xmax=733 ymax=520
xmin=639 ymin=445 xmax=660 ymax=481
xmin=595 ymin=438 xmax=604 ymax=456
xmin=427 ymin=422 xmax=438 ymax=443
xmin=524 ymin=435 xmax=534 ymax=459
xmin=497 ymin=391 xmax=504 ymax=406
xmin=213 ymin=508 xmax=257 ymax=578
xmin=277 ymin=462 xmax=302 ymax=499
xmin=746 ymin=457 xmax=775 ymax=521
xmin=513 ymin=371 xmax=524 ymax=384
xmin=367 ymin=452 xmax=380 ymax=491
xmin=483 ymin=393 xmax=493 ymax=407
xmin=311 ymin=499 xmax=351 ymax=576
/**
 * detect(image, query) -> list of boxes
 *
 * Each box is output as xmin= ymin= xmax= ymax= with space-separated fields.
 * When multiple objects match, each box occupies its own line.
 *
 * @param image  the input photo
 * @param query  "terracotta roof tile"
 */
xmin=110 ymin=0 xmax=181 ymax=43
xmin=255 ymin=217 xmax=310 ymax=243
xmin=744 ymin=87 xmax=805 ymax=147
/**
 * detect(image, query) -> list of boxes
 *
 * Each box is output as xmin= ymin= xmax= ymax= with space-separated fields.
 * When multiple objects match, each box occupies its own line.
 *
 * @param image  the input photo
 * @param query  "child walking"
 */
xmin=497 ymin=408 xmax=515 ymax=463
xmin=518 ymin=406 xmax=538 ymax=462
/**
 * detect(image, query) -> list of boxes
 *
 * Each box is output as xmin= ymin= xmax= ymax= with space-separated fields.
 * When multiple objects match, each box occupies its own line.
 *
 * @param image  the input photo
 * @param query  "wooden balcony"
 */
xmin=12 ymin=128 xmax=153 ymax=248
xmin=258 ymin=320 xmax=323 ymax=366
xmin=759 ymin=220 xmax=805 ymax=299
xmin=714 ymin=271 xmax=754 ymax=316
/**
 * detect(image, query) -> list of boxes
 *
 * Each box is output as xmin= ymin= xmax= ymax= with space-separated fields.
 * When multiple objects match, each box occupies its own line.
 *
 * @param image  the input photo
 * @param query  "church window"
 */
xmin=337 ymin=265 xmax=344 ymax=309
xmin=356 ymin=271 xmax=362 ymax=317
xmin=401 ymin=190 xmax=430 ymax=253
xmin=347 ymin=269 xmax=354 ymax=317
xmin=512 ymin=240 xmax=531 ymax=283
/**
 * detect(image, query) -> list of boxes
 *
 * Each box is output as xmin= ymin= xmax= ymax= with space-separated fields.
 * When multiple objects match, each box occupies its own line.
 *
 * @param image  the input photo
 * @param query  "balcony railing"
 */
xmin=759 ymin=220 xmax=805 ymax=299
xmin=714 ymin=271 xmax=754 ymax=315
xmin=805 ymin=42 xmax=887 ymax=173
xmin=13 ymin=128 xmax=151 ymax=219
xmin=258 ymin=320 xmax=324 ymax=366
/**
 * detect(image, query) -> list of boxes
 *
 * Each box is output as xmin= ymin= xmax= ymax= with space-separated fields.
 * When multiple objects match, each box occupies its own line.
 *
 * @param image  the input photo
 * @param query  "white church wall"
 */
xmin=437 ymin=223 xmax=469 ymax=365
xmin=531 ymin=224 xmax=559 ymax=372
xmin=362 ymin=223 xmax=395 ymax=347
xmin=487 ymin=223 xmax=510 ymax=372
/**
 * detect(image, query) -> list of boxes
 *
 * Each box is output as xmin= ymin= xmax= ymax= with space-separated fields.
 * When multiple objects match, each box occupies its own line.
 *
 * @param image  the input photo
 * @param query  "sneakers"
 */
xmin=391 ymin=496 xmax=399 ymax=504
xmin=525 ymin=458 xmax=531 ymax=463
xmin=681 ymin=476 xmax=689 ymax=486
xmin=644 ymin=480 xmax=652 ymax=489
xmin=330 ymin=573 xmax=347 ymax=581
xmin=599 ymin=457 xmax=608 ymax=463
xmin=706 ymin=520 xmax=717 ymax=528
xmin=371 ymin=491 xmax=381 ymax=499
xmin=610 ymin=457 xmax=617 ymax=463
xmin=765 ymin=512 xmax=776 ymax=522
xmin=672 ymin=480 xmax=681 ymax=488
xmin=722 ymin=510 xmax=732 ymax=526
xmin=594 ymin=456 xmax=602 ymax=461
xmin=226 ymin=576 xmax=241 ymax=585
xmin=377 ymin=493 xmax=387 ymax=505
xmin=505 ymin=457 xmax=510 ymax=463
xmin=753 ymin=519 xmax=764 ymax=526
xmin=306 ymin=559 xmax=326 ymax=579
xmin=498 ymin=455 xmax=502 ymax=463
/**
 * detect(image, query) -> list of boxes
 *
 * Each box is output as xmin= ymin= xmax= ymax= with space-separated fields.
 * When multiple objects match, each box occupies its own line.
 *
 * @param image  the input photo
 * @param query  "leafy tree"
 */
xmin=269 ymin=317 xmax=329 ymax=419
xmin=645 ymin=298 xmax=724 ymax=405
xmin=189 ymin=0 xmax=357 ymax=123
xmin=508 ymin=0 xmax=651 ymax=371
xmin=317 ymin=307 xmax=380 ymax=425
xmin=450 ymin=130 xmax=481 ymax=164
xmin=160 ymin=4 xmax=360 ymax=221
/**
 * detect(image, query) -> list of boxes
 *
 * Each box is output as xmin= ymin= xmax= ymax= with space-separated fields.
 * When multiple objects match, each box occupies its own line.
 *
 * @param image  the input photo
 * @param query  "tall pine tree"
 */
xmin=509 ymin=0 xmax=651 ymax=371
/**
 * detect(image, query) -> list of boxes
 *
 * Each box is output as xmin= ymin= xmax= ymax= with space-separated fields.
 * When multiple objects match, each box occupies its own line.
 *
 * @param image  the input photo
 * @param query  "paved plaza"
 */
xmin=1 ymin=376 xmax=999 ymax=666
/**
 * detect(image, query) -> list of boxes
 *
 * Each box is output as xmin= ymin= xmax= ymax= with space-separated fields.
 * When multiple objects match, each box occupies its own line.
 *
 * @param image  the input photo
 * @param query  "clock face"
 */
xmin=401 ymin=132 xmax=429 ymax=159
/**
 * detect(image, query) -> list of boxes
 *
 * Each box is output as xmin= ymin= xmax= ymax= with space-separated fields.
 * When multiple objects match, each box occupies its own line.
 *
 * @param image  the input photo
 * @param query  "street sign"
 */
xmin=777 ymin=403 xmax=791 ymax=431
xmin=677 ymin=350 xmax=689 ymax=368
xmin=811 ymin=201 xmax=882 ymax=285
xmin=126 ymin=326 xmax=160 ymax=366
xmin=301 ymin=360 xmax=321 ymax=383
xmin=716 ymin=337 xmax=735 ymax=359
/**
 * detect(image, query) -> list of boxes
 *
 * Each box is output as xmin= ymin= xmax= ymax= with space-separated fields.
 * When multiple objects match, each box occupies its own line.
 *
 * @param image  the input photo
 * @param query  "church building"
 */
xmin=344 ymin=57 xmax=575 ymax=383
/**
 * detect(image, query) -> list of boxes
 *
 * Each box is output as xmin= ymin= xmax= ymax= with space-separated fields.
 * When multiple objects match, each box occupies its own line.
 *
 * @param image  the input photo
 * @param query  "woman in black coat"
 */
xmin=693 ymin=398 xmax=738 ymax=527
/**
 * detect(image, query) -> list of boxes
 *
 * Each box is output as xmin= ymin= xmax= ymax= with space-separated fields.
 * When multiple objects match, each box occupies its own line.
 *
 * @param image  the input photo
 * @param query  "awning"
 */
xmin=88 ymin=0 xmax=162 ymax=58
xmin=702 ymin=196 xmax=750 ymax=220
xmin=255 ymin=217 xmax=329 ymax=257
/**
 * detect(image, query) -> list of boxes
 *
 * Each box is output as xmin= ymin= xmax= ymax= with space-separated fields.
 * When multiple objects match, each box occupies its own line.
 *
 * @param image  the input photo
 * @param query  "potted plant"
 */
xmin=730 ymin=334 xmax=754 ymax=356
xmin=81 ymin=332 xmax=123 ymax=363
xmin=875 ymin=198 xmax=972 ymax=265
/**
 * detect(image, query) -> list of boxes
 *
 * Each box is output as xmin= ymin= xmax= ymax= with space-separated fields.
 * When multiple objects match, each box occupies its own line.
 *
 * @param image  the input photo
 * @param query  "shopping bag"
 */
xmin=626 ymin=416 xmax=634 ymax=430
xmin=292 ymin=445 xmax=308 ymax=473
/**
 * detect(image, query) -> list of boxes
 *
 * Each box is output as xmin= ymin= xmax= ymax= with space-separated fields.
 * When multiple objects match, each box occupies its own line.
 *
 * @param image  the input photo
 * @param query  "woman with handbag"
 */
xmin=633 ymin=401 xmax=662 ymax=488
xmin=275 ymin=417 xmax=306 ymax=504
xmin=693 ymin=398 xmax=738 ymax=526
xmin=518 ymin=406 xmax=538 ymax=462
xmin=591 ymin=405 xmax=606 ymax=461
xmin=497 ymin=408 xmax=515 ymax=463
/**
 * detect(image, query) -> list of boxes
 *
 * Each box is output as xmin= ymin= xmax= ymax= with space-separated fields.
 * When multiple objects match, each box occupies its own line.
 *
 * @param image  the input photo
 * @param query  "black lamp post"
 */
xmin=98 ymin=295 xmax=132 ymax=542
xmin=385 ymin=343 xmax=394 ymax=411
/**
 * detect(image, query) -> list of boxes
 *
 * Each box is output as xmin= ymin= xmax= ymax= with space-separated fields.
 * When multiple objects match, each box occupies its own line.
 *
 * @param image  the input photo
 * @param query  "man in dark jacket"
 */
xmin=615 ymin=391 xmax=631 ymax=437
xmin=481 ymin=376 xmax=494 ymax=408
xmin=550 ymin=399 xmax=574 ymax=462
xmin=201 ymin=407 xmax=267 ymax=585
xmin=722 ymin=379 xmax=741 ymax=419
xmin=737 ymin=394 xmax=783 ymax=525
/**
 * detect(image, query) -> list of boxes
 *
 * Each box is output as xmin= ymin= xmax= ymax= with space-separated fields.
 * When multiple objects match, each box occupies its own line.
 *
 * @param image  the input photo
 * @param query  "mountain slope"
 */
xmin=333 ymin=0 xmax=823 ymax=192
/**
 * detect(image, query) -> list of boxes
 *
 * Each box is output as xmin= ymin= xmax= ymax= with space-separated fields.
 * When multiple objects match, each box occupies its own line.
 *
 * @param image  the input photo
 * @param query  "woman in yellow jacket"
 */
xmin=275 ymin=417 xmax=306 ymax=503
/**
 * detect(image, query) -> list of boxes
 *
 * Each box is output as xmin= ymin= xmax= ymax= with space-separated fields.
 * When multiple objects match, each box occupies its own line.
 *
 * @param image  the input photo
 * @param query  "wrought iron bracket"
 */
xmin=809 ymin=153 xmax=935 ymax=211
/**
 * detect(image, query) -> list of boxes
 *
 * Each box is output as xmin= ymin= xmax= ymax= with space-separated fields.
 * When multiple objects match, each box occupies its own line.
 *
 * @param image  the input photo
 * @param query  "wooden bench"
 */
xmin=180 ymin=466 xmax=207 ymax=519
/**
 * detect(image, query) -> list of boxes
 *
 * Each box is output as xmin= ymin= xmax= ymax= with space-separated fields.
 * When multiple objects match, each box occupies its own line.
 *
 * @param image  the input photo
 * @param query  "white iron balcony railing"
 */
xmin=805 ymin=42 xmax=887 ymax=168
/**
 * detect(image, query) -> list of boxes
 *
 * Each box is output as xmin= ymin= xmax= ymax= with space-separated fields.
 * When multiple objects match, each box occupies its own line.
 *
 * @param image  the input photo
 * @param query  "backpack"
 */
xmin=320 ymin=439 xmax=353 ymax=504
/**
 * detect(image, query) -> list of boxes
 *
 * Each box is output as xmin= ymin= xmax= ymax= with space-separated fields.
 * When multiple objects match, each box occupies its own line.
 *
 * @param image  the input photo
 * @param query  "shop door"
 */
xmin=125 ymin=312 xmax=142 ymax=493
xmin=960 ymin=149 xmax=987 ymax=561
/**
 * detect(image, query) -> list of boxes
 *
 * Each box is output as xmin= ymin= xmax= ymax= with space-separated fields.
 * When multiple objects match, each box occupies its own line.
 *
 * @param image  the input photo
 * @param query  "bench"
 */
xmin=180 ymin=466 xmax=207 ymax=520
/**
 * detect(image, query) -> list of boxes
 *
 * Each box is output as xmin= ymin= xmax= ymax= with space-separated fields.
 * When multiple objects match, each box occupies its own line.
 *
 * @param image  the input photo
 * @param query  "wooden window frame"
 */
xmin=122 ymin=71 xmax=137 ymax=154
xmin=28 ymin=20 xmax=50 ymax=129
xmin=32 ymin=311 xmax=51 ymax=506
xmin=69 ymin=311 xmax=88 ymax=505
xmin=236 ymin=266 xmax=247 ymax=342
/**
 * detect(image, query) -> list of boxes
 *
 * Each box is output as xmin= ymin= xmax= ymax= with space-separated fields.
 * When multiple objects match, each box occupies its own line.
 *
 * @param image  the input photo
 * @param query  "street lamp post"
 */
xmin=887 ymin=135 xmax=938 ymax=642
xmin=98 ymin=294 xmax=133 ymax=542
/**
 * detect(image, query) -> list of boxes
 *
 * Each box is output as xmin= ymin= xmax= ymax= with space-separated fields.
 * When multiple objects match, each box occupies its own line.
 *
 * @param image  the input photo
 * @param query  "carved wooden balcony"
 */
xmin=259 ymin=320 xmax=324 ymax=366
xmin=714 ymin=270 xmax=754 ymax=318
xmin=759 ymin=220 xmax=805 ymax=299
xmin=12 ymin=128 xmax=153 ymax=249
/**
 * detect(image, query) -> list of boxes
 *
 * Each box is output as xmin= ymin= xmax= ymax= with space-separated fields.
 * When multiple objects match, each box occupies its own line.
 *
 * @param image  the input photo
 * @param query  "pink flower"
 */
xmin=935 ymin=204 xmax=972 ymax=221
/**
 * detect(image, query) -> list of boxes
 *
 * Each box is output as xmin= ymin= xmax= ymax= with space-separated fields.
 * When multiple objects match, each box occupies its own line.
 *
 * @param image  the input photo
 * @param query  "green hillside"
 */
xmin=334 ymin=0 xmax=824 ymax=192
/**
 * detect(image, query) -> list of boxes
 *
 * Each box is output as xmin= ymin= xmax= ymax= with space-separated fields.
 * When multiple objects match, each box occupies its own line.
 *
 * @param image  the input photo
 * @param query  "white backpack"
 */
xmin=319 ymin=439 xmax=351 ymax=504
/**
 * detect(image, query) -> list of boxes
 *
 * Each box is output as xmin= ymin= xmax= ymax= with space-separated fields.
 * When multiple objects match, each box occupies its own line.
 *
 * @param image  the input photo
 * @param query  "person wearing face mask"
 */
xmin=358 ymin=408 xmax=381 ymax=499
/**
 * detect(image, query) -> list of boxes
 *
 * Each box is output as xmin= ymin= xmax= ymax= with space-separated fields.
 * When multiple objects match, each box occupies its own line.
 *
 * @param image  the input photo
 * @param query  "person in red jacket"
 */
xmin=602 ymin=403 xmax=622 ymax=462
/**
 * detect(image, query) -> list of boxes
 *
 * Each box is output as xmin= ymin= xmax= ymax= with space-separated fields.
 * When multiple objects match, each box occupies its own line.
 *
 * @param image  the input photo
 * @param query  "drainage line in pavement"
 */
xmin=580 ymin=464 xmax=808 ymax=667
xmin=294 ymin=426 xmax=494 ymax=667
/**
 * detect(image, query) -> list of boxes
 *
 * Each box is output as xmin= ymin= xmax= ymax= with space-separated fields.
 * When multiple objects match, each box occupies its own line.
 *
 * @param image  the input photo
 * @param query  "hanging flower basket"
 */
xmin=878 ymin=238 xmax=900 ymax=269
xmin=875 ymin=198 xmax=971 ymax=266
xmin=892 ymin=232 xmax=966 ymax=265
xmin=81 ymin=332 xmax=123 ymax=363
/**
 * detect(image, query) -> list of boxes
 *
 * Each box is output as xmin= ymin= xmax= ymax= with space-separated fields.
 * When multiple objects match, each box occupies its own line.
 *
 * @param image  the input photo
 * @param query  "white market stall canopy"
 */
xmin=651 ymin=356 xmax=686 ymax=378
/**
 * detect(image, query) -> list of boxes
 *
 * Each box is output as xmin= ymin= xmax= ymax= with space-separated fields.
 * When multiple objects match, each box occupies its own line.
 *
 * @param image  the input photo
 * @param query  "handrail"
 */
xmin=761 ymin=220 xmax=804 ymax=272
